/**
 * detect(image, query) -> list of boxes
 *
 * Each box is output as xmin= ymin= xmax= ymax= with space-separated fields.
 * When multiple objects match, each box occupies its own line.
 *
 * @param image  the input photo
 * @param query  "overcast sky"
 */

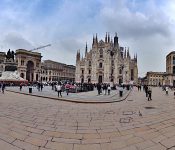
xmin=0 ymin=0 xmax=175 ymax=77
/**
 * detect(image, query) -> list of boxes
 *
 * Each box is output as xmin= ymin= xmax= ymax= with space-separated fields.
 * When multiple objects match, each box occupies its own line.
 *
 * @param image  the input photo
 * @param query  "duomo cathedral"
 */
xmin=75 ymin=33 xmax=138 ymax=84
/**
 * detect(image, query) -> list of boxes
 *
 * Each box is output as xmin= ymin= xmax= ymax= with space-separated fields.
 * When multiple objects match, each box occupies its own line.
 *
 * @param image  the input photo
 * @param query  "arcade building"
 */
xmin=0 ymin=49 xmax=75 ymax=83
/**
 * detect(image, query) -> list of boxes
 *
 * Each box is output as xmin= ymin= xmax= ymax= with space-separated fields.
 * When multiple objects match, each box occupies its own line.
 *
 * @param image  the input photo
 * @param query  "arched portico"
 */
xmin=26 ymin=61 xmax=34 ymax=82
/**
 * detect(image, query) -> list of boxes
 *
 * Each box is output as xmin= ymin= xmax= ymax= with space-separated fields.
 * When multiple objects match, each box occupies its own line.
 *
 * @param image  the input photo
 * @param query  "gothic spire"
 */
xmin=92 ymin=35 xmax=95 ymax=45
xmin=114 ymin=32 xmax=118 ymax=48
xmin=105 ymin=32 xmax=107 ymax=43
xmin=124 ymin=48 xmax=126 ymax=58
xmin=76 ymin=49 xmax=80 ymax=62
xmin=85 ymin=42 xmax=87 ymax=57
xmin=95 ymin=33 xmax=98 ymax=43
xmin=108 ymin=32 xmax=110 ymax=43
xmin=127 ymin=47 xmax=130 ymax=58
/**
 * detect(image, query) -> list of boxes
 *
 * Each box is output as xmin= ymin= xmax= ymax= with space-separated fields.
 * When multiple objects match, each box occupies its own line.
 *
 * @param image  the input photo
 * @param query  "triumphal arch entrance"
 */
xmin=15 ymin=49 xmax=42 ymax=82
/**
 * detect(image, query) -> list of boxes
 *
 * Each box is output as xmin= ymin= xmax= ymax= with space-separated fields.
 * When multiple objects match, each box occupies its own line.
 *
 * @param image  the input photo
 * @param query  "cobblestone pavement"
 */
xmin=6 ymin=86 xmax=129 ymax=103
xmin=0 ymin=87 xmax=175 ymax=149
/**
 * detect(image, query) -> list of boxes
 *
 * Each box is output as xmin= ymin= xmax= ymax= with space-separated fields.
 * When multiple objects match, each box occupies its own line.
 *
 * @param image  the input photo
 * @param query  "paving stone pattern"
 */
xmin=0 ymin=87 xmax=175 ymax=149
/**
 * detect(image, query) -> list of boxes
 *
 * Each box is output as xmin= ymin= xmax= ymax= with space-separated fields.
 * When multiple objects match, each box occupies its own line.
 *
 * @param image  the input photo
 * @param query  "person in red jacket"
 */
xmin=65 ymin=83 xmax=70 ymax=95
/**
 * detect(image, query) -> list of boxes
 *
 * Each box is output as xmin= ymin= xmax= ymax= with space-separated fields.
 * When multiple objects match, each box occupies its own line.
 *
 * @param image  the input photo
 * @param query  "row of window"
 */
xmin=81 ymin=69 xmax=122 ymax=75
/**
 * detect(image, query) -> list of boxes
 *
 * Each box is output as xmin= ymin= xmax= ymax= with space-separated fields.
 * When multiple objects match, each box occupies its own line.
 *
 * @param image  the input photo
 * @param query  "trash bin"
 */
xmin=119 ymin=90 xmax=123 ymax=97
xmin=29 ymin=87 xmax=32 ymax=93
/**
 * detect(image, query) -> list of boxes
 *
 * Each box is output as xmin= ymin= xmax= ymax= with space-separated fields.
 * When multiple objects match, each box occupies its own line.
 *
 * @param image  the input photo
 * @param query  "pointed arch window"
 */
xmin=99 ymin=49 xmax=103 ymax=58
xmin=112 ymin=60 xmax=114 ymax=66
xmin=119 ymin=69 xmax=122 ymax=74
xmin=89 ymin=61 xmax=91 ymax=66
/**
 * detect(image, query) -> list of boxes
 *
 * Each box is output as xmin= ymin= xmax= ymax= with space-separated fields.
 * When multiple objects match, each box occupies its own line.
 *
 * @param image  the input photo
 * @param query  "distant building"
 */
xmin=0 ymin=49 xmax=75 ymax=83
xmin=15 ymin=49 xmax=42 ymax=82
xmin=0 ymin=52 xmax=6 ymax=76
xmin=144 ymin=51 xmax=175 ymax=87
xmin=164 ymin=51 xmax=175 ymax=86
xmin=41 ymin=60 xmax=75 ymax=82
xmin=75 ymin=33 xmax=138 ymax=84
xmin=146 ymin=72 xmax=166 ymax=86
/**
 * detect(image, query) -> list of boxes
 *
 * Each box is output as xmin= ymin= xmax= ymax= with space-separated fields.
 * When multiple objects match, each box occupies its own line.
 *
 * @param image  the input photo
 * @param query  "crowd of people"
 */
xmin=0 ymin=80 xmax=133 ymax=97
xmin=3 ymin=80 xmax=175 ymax=100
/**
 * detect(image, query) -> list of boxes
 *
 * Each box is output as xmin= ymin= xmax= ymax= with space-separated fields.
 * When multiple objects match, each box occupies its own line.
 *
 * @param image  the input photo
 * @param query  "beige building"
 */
xmin=0 ymin=52 xmax=6 ymax=76
xmin=146 ymin=72 xmax=166 ymax=86
xmin=41 ymin=60 xmax=75 ymax=82
xmin=164 ymin=51 xmax=175 ymax=86
xmin=75 ymin=33 xmax=138 ymax=84
xmin=0 ymin=49 xmax=75 ymax=83
xmin=145 ymin=51 xmax=175 ymax=87
xmin=15 ymin=49 xmax=42 ymax=82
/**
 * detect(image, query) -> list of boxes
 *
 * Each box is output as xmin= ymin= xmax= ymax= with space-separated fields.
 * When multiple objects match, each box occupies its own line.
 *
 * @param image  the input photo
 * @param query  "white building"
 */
xmin=75 ymin=33 xmax=138 ymax=84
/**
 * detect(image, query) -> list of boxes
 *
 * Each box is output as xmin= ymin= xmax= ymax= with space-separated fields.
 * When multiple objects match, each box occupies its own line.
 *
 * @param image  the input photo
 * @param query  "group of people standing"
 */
xmin=55 ymin=82 xmax=71 ymax=97
xmin=96 ymin=83 xmax=112 ymax=95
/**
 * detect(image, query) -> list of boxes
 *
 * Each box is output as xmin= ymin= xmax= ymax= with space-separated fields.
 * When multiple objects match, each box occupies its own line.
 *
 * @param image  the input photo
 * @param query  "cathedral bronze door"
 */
xmin=98 ymin=75 xmax=102 ymax=83
xmin=26 ymin=61 xmax=34 ymax=82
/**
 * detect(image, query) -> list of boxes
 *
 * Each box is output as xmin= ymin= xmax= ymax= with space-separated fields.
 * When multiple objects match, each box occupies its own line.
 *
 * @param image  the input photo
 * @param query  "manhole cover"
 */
xmin=120 ymin=117 xmax=133 ymax=123
xmin=144 ymin=107 xmax=156 ymax=109
xmin=123 ymin=111 xmax=134 ymax=115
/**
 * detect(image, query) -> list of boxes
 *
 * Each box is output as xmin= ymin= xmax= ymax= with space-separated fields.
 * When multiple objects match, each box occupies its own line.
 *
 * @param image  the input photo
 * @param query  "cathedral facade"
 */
xmin=75 ymin=33 xmax=138 ymax=84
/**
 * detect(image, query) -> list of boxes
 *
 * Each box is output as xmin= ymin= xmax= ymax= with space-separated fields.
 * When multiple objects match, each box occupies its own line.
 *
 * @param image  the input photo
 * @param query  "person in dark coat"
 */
xmin=2 ymin=82 xmax=5 ymax=94
xmin=97 ymin=83 xmax=101 ymax=95
xmin=144 ymin=85 xmax=148 ymax=97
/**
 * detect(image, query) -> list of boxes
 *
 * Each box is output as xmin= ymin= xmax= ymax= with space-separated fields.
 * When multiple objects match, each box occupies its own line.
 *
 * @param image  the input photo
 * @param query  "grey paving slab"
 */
xmin=0 ymin=87 xmax=175 ymax=149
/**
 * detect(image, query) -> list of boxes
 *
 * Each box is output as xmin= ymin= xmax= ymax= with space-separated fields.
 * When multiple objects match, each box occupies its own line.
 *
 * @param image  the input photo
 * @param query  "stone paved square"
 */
xmin=0 ymin=87 xmax=175 ymax=149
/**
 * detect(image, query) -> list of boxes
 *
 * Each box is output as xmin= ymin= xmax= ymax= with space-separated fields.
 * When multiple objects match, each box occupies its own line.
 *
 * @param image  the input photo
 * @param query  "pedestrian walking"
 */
xmin=165 ymin=86 xmax=169 ymax=95
xmin=40 ymin=83 xmax=43 ymax=91
xmin=147 ymin=87 xmax=152 ymax=101
xmin=1 ymin=82 xmax=5 ymax=94
xmin=19 ymin=83 xmax=23 ymax=91
xmin=97 ymin=83 xmax=101 ymax=95
xmin=37 ymin=82 xmax=40 ymax=91
xmin=56 ymin=84 xmax=62 ymax=97
xmin=144 ymin=85 xmax=148 ymax=97
xmin=107 ymin=85 xmax=111 ymax=95
xmin=103 ymin=84 xmax=107 ymax=95
xmin=65 ymin=83 xmax=70 ymax=95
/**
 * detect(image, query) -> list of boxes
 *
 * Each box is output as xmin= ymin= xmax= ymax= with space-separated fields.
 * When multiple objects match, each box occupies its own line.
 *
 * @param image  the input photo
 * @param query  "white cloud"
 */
xmin=0 ymin=0 xmax=175 ymax=77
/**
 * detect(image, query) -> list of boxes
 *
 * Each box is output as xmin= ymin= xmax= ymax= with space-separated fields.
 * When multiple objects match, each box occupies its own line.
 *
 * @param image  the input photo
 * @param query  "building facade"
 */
xmin=146 ymin=72 xmax=166 ymax=86
xmin=164 ymin=51 xmax=175 ymax=86
xmin=15 ymin=49 xmax=42 ymax=82
xmin=41 ymin=60 xmax=75 ymax=82
xmin=0 ymin=49 xmax=76 ymax=83
xmin=0 ymin=52 xmax=6 ymax=76
xmin=75 ymin=33 xmax=138 ymax=84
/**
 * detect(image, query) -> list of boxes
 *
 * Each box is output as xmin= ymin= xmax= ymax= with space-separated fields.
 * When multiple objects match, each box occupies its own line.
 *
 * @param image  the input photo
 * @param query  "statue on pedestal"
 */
xmin=6 ymin=49 xmax=15 ymax=62
xmin=4 ymin=49 xmax=17 ymax=71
